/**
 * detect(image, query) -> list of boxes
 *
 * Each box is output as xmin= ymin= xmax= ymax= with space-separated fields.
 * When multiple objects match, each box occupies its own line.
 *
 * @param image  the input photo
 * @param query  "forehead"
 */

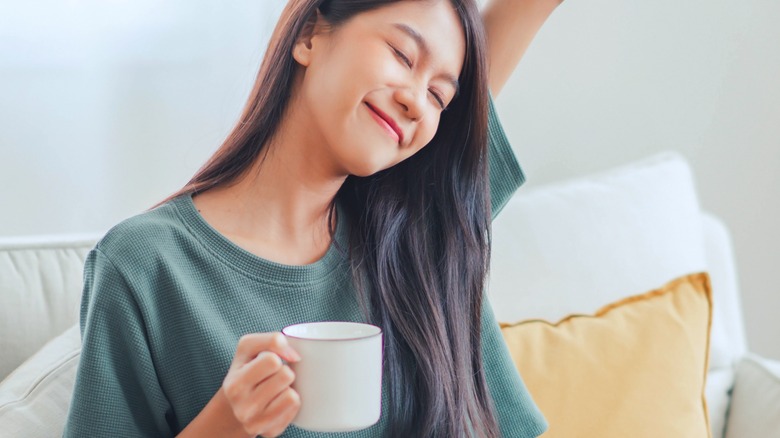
xmin=358 ymin=1 xmax=466 ymax=73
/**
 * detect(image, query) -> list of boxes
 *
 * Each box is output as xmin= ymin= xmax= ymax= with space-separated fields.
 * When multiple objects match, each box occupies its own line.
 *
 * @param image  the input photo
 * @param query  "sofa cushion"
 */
xmin=0 ymin=235 xmax=97 ymax=380
xmin=724 ymin=353 xmax=780 ymax=438
xmin=500 ymin=272 xmax=713 ymax=438
xmin=0 ymin=324 xmax=80 ymax=437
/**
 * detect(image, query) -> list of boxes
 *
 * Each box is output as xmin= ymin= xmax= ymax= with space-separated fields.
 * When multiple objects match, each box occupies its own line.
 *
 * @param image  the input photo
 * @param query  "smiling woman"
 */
xmin=62 ymin=0 xmax=561 ymax=437
xmin=274 ymin=0 xmax=468 ymax=177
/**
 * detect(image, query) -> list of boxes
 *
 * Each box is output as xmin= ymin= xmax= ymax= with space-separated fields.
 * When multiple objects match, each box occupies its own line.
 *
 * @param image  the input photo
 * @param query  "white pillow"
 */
xmin=0 ymin=324 xmax=80 ymax=438
xmin=489 ymin=150 xmax=707 ymax=323
xmin=724 ymin=353 xmax=780 ymax=438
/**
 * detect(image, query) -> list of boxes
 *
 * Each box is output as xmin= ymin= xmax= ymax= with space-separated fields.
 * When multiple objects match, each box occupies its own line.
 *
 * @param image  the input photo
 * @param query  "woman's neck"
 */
xmin=192 ymin=113 xmax=348 ymax=265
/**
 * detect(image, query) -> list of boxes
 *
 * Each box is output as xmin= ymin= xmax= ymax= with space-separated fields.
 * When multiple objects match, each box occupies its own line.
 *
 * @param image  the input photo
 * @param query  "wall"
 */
xmin=0 ymin=1 xmax=280 ymax=233
xmin=1 ymin=0 xmax=777 ymax=359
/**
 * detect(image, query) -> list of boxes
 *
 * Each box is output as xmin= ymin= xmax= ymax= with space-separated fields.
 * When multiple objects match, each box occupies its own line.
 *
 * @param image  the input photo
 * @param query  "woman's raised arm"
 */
xmin=481 ymin=0 xmax=564 ymax=98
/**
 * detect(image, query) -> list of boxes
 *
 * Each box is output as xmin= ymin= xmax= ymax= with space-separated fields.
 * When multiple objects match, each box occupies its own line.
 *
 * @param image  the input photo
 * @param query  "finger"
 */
xmin=239 ymin=351 xmax=286 ymax=389
xmin=232 ymin=333 xmax=301 ymax=368
xmin=257 ymin=388 xmax=301 ymax=437
xmin=224 ymin=351 xmax=283 ymax=411
xmin=228 ymin=367 xmax=295 ymax=436
xmin=250 ymin=364 xmax=296 ymax=412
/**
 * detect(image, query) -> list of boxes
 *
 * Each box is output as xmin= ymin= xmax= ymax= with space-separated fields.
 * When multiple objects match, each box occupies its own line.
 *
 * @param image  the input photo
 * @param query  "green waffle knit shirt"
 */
xmin=64 ymin=93 xmax=548 ymax=437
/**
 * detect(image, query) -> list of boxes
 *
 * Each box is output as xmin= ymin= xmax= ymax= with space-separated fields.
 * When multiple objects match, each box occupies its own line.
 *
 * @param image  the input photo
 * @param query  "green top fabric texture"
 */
xmin=64 ymin=93 xmax=548 ymax=437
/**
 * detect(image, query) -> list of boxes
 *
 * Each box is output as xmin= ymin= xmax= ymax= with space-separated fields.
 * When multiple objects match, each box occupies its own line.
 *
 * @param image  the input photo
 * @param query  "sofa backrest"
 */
xmin=0 ymin=235 xmax=98 ymax=380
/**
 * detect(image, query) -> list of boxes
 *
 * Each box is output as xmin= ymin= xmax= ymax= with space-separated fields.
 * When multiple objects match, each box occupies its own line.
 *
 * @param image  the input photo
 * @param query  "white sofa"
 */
xmin=1 ymin=151 xmax=779 ymax=437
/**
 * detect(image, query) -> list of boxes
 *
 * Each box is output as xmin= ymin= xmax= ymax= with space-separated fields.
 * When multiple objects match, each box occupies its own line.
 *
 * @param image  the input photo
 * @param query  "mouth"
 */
xmin=365 ymin=102 xmax=403 ymax=144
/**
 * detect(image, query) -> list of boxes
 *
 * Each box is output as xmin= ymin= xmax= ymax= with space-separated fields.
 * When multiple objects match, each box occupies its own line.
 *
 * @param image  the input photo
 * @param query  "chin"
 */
xmin=349 ymin=166 xmax=385 ymax=178
xmin=343 ymin=153 xmax=400 ymax=177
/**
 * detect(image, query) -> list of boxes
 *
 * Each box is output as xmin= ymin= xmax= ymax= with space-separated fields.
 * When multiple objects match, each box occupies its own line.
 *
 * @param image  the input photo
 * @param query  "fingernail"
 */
xmin=286 ymin=348 xmax=302 ymax=362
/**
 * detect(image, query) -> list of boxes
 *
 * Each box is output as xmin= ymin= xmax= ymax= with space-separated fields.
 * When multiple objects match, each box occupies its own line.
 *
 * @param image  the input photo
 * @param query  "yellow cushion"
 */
xmin=499 ymin=272 xmax=713 ymax=438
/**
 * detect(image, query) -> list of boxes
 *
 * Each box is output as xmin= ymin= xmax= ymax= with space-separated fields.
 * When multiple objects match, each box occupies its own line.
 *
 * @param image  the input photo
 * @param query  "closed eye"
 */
xmin=390 ymin=45 xmax=446 ymax=110
xmin=430 ymin=90 xmax=445 ymax=109
xmin=391 ymin=45 xmax=412 ymax=68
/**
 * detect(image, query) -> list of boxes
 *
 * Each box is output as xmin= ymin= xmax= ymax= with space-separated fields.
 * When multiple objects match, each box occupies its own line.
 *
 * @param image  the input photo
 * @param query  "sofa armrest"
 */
xmin=0 ymin=234 xmax=97 ymax=380
xmin=0 ymin=325 xmax=80 ymax=436
xmin=724 ymin=353 xmax=780 ymax=438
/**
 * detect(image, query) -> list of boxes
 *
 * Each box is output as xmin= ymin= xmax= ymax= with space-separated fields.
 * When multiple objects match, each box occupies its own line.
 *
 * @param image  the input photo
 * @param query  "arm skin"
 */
xmin=481 ymin=0 xmax=564 ymax=98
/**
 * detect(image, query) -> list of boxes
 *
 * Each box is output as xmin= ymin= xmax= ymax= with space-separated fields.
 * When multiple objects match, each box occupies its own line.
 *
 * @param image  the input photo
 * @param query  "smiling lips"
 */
xmin=365 ymin=103 xmax=403 ymax=144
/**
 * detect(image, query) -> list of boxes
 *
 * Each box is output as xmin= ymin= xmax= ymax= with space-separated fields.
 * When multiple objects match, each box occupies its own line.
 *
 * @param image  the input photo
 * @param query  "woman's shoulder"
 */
xmin=93 ymin=195 xmax=193 ymax=265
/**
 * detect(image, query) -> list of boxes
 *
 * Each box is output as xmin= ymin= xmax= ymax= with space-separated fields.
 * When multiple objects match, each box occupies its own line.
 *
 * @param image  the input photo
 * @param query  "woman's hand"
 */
xmin=222 ymin=332 xmax=303 ymax=438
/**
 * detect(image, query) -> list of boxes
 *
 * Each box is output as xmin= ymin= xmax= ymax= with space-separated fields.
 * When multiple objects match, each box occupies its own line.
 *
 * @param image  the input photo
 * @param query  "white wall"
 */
xmin=1 ymin=0 xmax=778 ymax=359
xmin=0 ymin=1 xmax=282 ymax=234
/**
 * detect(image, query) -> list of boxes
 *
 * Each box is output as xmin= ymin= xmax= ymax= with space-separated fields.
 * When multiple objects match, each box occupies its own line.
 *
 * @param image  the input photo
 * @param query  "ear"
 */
xmin=293 ymin=8 xmax=325 ymax=67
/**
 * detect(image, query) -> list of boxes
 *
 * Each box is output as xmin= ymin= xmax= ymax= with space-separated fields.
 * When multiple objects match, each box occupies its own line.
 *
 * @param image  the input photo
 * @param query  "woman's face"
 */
xmin=291 ymin=0 xmax=466 ymax=177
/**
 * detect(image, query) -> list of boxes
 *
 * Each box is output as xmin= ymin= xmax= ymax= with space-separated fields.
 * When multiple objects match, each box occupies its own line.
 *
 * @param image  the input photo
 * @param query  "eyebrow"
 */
xmin=391 ymin=22 xmax=460 ymax=98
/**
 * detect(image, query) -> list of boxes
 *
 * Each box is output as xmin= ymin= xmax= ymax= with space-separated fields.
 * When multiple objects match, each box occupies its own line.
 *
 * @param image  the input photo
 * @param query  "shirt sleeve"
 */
xmin=481 ymin=295 xmax=549 ymax=437
xmin=487 ymin=90 xmax=527 ymax=221
xmin=63 ymin=248 xmax=174 ymax=437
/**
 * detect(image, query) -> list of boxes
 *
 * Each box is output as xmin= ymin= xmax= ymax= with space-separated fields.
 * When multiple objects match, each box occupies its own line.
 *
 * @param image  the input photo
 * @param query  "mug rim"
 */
xmin=282 ymin=321 xmax=382 ymax=342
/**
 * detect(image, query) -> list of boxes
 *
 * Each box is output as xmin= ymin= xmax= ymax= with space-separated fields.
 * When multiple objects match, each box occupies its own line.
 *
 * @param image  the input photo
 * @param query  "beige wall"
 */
xmin=1 ymin=0 xmax=777 ymax=359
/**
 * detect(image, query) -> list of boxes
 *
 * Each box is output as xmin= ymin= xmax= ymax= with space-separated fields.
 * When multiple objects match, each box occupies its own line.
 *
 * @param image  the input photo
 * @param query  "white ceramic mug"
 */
xmin=281 ymin=321 xmax=383 ymax=433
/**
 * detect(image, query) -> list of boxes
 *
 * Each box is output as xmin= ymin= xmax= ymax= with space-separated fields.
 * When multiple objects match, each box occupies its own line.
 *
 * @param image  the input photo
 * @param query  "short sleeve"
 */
xmin=63 ymin=248 xmax=174 ymax=437
xmin=487 ymin=90 xmax=527 ymax=220
xmin=481 ymin=296 xmax=549 ymax=437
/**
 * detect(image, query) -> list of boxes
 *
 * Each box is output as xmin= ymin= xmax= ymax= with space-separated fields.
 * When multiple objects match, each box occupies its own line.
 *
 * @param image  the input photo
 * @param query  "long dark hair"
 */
xmin=162 ymin=0 xmax=497 ymax=436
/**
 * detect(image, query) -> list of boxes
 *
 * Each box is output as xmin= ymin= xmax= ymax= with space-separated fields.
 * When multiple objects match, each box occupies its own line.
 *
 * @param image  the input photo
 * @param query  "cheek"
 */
xmin=337 ymin=39 xmax=389 ymax=78
xmin=358 ymin=40 xmax=407 ymax=86
xmin=308 ymin=45 xmax=392 ymax=121
xmin=416 ymin=119 xmax=441 ymax=150
xmin=398 ymin=119 xmax=440 ymax=164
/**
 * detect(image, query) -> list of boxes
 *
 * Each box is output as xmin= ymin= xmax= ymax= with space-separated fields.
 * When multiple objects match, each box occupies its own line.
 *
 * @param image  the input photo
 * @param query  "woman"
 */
xmin=64 ymin=0 xmax=563 ymax=436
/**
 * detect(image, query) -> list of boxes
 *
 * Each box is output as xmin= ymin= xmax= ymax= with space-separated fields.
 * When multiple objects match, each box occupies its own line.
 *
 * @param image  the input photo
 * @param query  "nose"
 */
xmin=394 ymin=86 xmax=425 ymax=122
